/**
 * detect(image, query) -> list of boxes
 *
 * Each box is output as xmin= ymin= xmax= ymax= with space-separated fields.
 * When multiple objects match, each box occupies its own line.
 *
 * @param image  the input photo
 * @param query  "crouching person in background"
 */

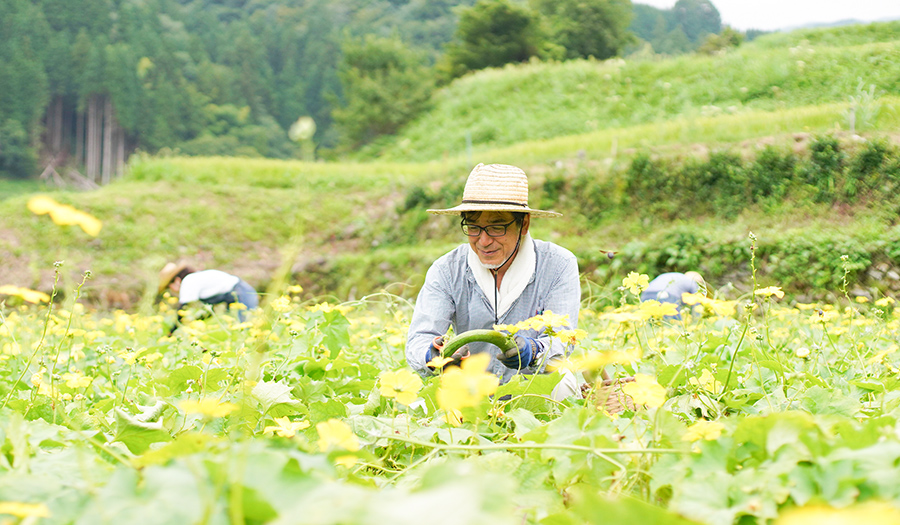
xmin=158 ymin=262 xmax=259 ymax=333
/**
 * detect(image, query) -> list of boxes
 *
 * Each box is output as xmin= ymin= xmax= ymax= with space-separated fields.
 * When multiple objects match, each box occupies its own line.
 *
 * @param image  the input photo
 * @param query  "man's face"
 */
xmin=464 ymin=211 xmax=530 ymax=270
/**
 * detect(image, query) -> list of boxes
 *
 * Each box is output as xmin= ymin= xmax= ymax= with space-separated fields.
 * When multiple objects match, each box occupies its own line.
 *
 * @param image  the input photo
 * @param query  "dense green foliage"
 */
xmin=2 ymin=263 xmax=900 ymax=523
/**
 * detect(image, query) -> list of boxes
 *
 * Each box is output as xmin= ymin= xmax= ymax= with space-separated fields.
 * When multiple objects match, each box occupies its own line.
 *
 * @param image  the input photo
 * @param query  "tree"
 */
xmin=671 ymin=0 xmax=721 ymax=43
xmin=438 ymin=0 xmax=544 ymax=81
xmin=531 ymin=0 xmax=634 ymax=60
xmin=331 ymin=35 xmax=434 ymax=148
xmin=697 ymin=26 xmax=743 ymax=55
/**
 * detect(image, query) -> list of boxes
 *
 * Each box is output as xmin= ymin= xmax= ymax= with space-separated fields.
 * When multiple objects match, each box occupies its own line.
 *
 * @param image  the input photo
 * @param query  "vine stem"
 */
xmin=1 ymin=265 xmax=61 ymax=411
xmin=372 ymin=434 xmax=684 ymax=471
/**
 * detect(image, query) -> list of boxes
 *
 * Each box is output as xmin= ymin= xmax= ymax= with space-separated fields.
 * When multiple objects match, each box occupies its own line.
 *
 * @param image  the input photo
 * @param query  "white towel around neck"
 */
xmin=467 ymin=233 xmax=536 ymax=319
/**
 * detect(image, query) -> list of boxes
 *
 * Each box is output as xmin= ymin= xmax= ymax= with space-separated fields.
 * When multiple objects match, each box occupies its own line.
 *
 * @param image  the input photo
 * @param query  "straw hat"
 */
xmin=158 ymin=261 xmax=189 ymax=293
xmin=427 ymin=163 xmax=561 ymax=218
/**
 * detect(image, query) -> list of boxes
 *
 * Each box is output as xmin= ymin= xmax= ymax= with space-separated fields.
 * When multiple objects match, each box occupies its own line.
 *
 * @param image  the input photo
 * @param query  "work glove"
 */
xmin=498 ymin=335 xmax=537 ymax=370
xmin=427 ymin=336 xmax=469 ymax=371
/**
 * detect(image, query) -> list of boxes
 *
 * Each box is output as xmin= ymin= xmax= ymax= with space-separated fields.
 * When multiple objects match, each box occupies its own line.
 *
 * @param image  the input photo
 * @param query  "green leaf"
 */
xmin=113 ymin=408 xmax=172 ymax=454
xmin=131 ymin=432 xmax=216 ymax=468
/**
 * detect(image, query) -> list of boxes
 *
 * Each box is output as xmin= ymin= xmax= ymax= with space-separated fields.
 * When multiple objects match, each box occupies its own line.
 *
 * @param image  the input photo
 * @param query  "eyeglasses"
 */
xmin=461 ymin=219 xmax=517 ymax=238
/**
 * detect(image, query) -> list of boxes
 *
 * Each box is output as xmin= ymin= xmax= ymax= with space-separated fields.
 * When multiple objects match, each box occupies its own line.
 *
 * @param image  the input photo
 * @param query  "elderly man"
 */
xmin=405 ymin=163 xmax=580 ymax=400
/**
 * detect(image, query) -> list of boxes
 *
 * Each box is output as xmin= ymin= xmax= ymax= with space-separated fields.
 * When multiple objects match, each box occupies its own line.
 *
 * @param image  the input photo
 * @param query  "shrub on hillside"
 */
xmin=748 ymin=145 xmax=796 ymax=203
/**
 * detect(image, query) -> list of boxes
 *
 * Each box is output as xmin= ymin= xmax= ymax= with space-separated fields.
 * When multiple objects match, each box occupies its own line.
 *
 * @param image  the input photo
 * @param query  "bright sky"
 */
xmin=635 ymin=0 xmax=900 ymax=32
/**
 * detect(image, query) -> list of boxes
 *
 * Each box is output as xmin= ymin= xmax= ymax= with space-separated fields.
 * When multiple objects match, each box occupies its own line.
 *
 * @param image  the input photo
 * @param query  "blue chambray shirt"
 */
xmin=406 ymin=238 xmax=580 ymax=384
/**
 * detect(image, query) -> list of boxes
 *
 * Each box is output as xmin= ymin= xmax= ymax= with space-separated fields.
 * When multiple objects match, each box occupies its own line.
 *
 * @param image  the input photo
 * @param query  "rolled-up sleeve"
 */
xmin=406 ymin=261 xmax=455 ymax=375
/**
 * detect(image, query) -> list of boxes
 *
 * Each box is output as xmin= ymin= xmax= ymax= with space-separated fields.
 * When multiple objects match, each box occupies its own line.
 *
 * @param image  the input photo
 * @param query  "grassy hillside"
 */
xmin=3 ymin=22 xmax=900 ymax=310
xmin=363 ymin=21 xmax=900 ymax=162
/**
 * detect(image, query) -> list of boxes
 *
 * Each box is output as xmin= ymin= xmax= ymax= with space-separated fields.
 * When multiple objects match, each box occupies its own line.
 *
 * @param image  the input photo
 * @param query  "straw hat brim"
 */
xmin=158 ymin=262 xmax=189 ymax=293
xmin=427 ymin=202 xmax=561 ymax=218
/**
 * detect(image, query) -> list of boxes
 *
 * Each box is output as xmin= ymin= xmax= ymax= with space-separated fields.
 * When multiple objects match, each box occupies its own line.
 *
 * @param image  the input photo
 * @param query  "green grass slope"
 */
xmin=365 ymin=21 xmax=900 ymax=162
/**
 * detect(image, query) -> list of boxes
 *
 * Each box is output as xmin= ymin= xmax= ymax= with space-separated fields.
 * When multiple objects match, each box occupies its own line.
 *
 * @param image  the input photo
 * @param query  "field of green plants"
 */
xmin=2 ymin=244 xmax=900 ymax=524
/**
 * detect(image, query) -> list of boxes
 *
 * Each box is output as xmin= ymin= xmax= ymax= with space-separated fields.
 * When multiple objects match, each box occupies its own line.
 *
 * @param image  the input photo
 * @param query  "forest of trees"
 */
xmin=0 ymin=0 xmax=729 ymax=181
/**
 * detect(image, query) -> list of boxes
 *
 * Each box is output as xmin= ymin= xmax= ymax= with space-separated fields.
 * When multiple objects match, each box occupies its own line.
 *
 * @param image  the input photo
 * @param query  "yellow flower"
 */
xmin=335 ymin=455 xmax=358 ymax=468
xmin=565 ymin=348 xmax=642 ymax=371
xmin=426 ymin=355 xmax=453 ymax=368
xmin=706 ymin=299 xmax=737 ymax=317
xmin=755 ymin=286 xmax=785 ymax=299
xmin=621 ymin=373 xmax=666 ymax=408
xmin=504 ymin=310 xmax=572 ymax=333
xmin=264 ymin=416 xmax=310 ymax=438
xmin=270 ymin=296 xmax=292 ymax=313
xmin=316 ymin=419 xmax=360 ymax=452
xmin=622 ymin=272 xmax=650 ymax=296
xmin=599 ymin=309 xmax=644 ymax=324
xmin=682 ymin=420 xmax=725 ymax=442
xmin=492 ymin=323 xmax=521 ymax=334
xmin=556 ymin=328 xmax=587 ymax=346
xmin=875 ymin=297 xmax=895 ymax=307
xmin=0 ymin=501 xmax=50 ymax=518
xmin=868 ymin=344 xmax=898 ymax=364
xmin=30 ymin=372 xmax=43 ymax=387
xmin=776 ymin=502 xmax=900 ymax=525
xmin=27 ymin=195 xmax=102 ymax=236
xmin=0 ymin=285 xmax=51 ymax=304
xmin=379 ymin=369 xmax=423 ymax=406
xmin=436 ymin=353 xmax=499 ymax=412
xmin=796 ymin=347 xmax=811 ymax=359
xmin=688 ymin=369 xmax=722 ymax=394
xmin=61 ymin=372 xmax=92 ymax=389
xmin=639 ymin=300 xmax=679 ymax=319
xmin=179 ymin=398 xmax=239 ymax=418
xmin=854 ymin=296 xmax=869 ymax=304
xmin=308 ymin=303 xmax=353 ymax=314
xmin=287 ymin=284 xmax=304 ymax=294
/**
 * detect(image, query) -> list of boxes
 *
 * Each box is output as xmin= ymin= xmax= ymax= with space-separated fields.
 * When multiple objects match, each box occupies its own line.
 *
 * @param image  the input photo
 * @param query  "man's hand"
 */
xmin=427 ymin=336 xmax=469 ymax=370
xmin=498 ymin=335 xmax=536 ymax=370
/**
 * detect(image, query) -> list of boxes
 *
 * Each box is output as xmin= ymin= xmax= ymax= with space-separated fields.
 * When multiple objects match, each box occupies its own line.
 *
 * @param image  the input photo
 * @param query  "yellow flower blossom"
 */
xmin=270 ymin=296 xmax=293 ymax=313
xmin=796 ymin=347 xmax=810 ymax=359
xmin=683 ymin=420 xmax=725 ymax=442
xmin=426 ymin=355 xmax=453 ymax=368
xmin=854 ymin=296 xmax=869 ymax=303
xmin=0 ymin=285 xmax=51 ymax=304
xmin=335 ymin=455 xmax=358 ymax=468
xmin=621 ymin=374 xmax=666 ymax=408
xmin=563 ymin=347 xmax=642 ymax=371
xmin=502 ymin=310 xmax=571 ymax=334
xmin=437 ymin=353 xmax=499 ymax=412
xmin=868 ymin=345 xmax=898 ymax=364
xmin=0 ymin=501 xmax=50 ymax=518
xmin=287 ymin=284 xmax=304 ymax=294
xmin=379 ymin=369 xmax=423 ymax=406
xmin=179 ymin=398 xmax=239 ymax=418
xmin=264 ymin=416 xmax=310 ymax=438
xmin=308 ymin=303 xmax=353 ymax=314
xmin=599 ymin=310 xmax=644 ymax=324
xmin=622 ymin=272 xmax=650 ymax=296
xmin=689 ymin=369 xmax=722 ymax=394
xmin=556 ymin=328 xmax=587 ymax=345
xmin=316 ymin=419 xmax=360 ymax=452
xmin=875 ymin=297 xmax=895 ymax=307
xmin=27 ymin=195 xmax=102 ymax=236
xmin=61 ymin=372 xmax=92 ymax=389
xmin=755 ymin=286 xmax=785 ymax=299
xmin=776 ymin=502 xmax=900 ymax=525
xmin=639 ymin=300 xmax=679 ymax=319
